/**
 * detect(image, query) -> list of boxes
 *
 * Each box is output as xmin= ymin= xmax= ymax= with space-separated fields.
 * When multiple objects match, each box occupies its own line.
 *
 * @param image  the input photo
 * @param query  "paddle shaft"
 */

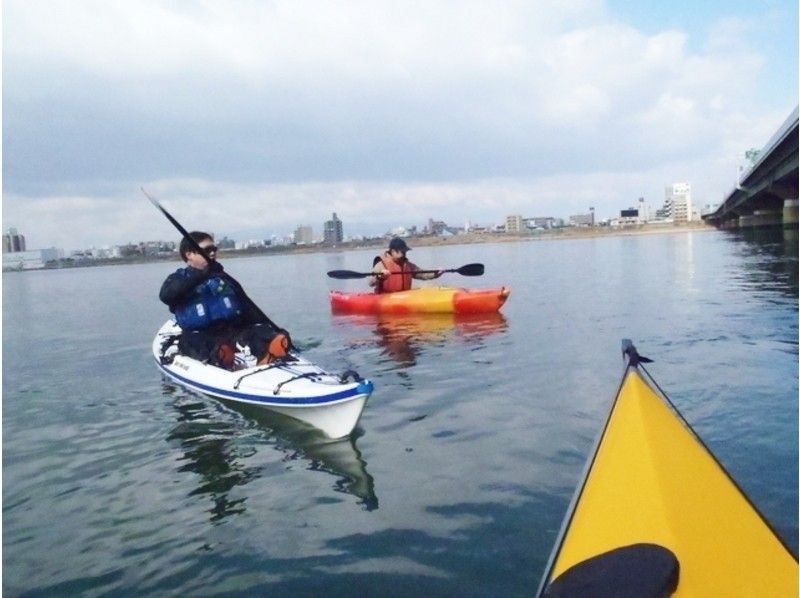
xmin=142 ymin=188 xmax=281 ymax=332
xmin=327 ymin=263 xmax=483 ymax=279
xmin=372 ymin=269 xmax=443 ymax=276
xmin=327 ymin=270 xmax=441 ymax=279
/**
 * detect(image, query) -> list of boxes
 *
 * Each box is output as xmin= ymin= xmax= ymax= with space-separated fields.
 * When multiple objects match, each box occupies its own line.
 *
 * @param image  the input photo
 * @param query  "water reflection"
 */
xmin=234 ymin=402 xmax=378 ymax=511
xmin=163 ymin=381 xmax=378 ymax=520
xmin=299 ymin=433 xmax=377 ymax=511
xmin=165 ymin=390 xmax=257 ymax=522
xmin=726 ymin=226 xmax=799 ymax=297
xmin=335 ymin=313 xmax=508 ymax=366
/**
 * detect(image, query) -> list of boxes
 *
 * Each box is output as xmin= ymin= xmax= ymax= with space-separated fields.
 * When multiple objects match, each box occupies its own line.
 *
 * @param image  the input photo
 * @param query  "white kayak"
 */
xmin=152 ymin=320 xmax=374 ymax=438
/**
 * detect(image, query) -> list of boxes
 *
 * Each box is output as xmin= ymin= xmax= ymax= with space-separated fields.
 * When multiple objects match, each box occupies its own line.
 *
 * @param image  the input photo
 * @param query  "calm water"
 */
xmin=3 ymin=228 xmax=798 ymax=596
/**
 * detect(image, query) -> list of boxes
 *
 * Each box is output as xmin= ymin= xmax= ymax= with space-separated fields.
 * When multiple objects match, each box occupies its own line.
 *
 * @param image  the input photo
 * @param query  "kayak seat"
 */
xmin=543 ymin=543 xmax=679 ymax=598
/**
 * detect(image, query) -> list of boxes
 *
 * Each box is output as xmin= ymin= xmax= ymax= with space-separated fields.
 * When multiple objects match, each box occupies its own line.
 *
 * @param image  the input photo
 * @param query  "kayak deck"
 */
xmin=539 ymin=343 xmax=798 ymax=596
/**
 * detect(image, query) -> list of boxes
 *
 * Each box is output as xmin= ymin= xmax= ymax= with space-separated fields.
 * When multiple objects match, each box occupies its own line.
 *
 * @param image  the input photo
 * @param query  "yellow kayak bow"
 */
xmin=538 ymin=340 xmax=797 ymax=597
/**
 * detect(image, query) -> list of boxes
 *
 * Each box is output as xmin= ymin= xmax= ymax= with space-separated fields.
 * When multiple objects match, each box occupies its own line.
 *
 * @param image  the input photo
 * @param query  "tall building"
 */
xmin=323 ymin=213 xmax=343 ymax=244
xmin=637 ymin=197 xmax=650 ymax=222
xmin=664 ymin=183 xmax=693 ymax=223
xmin=293 ymin=225 xmax=313 ymax=245
xmin=3 ymin=228 xmax=26 ymax=252
xmin=505 ymin=215 xmax=524 ymax=234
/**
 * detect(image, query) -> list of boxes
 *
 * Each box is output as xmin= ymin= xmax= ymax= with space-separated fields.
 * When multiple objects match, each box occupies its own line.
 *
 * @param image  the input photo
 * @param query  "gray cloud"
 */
xmin=2 ymin=0 xmax=797 ymax=249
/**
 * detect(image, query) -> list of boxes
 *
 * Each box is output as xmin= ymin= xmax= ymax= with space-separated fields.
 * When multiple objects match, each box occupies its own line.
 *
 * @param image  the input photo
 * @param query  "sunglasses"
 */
xmin=199 ymin=245 xmax=218 ymax=254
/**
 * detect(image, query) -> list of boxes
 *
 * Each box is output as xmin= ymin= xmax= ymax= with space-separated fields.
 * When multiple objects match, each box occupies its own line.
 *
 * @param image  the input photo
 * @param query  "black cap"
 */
xmin=389 ymin=237 xmax=411 ymax=252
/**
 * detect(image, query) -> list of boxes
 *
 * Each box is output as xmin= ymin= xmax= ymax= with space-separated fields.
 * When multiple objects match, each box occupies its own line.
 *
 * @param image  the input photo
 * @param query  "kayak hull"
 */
xmin=152 ymin=320 xmax=373 ymax=438
xmin=538 ymin=344 xmax=798 ymax=596
xmin=330 ymin=286 xmax=510 ymax=315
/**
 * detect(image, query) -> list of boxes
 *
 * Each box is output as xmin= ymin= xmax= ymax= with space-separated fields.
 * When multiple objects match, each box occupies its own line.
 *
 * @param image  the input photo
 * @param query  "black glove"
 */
xmin=207 ymin=261 xmax=224 ymax=274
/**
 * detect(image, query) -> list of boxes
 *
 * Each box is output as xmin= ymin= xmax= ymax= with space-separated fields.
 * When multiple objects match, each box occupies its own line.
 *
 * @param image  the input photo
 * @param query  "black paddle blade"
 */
xmin=327 ymin=269 xmax=371 ymax=279
xmin=455 ymin=263 xmax=484 ymax=276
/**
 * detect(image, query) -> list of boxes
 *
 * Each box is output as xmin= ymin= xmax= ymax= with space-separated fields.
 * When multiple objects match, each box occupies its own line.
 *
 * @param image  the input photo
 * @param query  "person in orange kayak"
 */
xmin=369 ymin=237 xmax=443 ymax=293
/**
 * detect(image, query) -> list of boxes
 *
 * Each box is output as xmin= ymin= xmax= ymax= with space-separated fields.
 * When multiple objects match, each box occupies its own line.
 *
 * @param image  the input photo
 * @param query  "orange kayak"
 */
xmin=330 ymin=286 xmax=510 ymax=315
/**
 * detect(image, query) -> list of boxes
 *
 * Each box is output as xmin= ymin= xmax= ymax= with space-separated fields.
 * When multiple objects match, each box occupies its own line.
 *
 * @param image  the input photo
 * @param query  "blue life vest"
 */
xmin=174 ymin=273 xmax=243 ymax=329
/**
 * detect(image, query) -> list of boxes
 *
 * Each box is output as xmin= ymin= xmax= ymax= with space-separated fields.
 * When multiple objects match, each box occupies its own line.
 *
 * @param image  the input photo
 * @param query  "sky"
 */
xmin=2 ymin=0 xmax=798 ymax=251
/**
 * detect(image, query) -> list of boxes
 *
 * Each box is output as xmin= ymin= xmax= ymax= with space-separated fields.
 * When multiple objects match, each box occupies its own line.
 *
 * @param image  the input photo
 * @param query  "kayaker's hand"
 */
xmin=369 ymin=271 xmax=386 ymax=287
xmin=207 ymin=261 xmax=224 ymax=274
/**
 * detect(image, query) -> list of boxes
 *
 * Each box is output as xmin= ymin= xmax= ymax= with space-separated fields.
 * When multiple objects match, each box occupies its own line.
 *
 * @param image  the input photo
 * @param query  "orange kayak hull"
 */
xmin=330 ymin=286 xmax=510 ymax=315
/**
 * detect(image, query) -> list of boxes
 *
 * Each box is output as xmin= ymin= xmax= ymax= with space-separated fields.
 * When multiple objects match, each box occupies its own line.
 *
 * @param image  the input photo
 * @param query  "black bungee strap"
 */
xmin=273 ymin=372 xmax=322 ymax=395
xmin=233 ymin=363 xmax=281 ymax=389
xmin=339 ymin=369 xmax=363 ymax=383
xmin=271 ymin=368 xmax=363 ymax=395
xmin=233 ymin=362 xmax=363 ymax=395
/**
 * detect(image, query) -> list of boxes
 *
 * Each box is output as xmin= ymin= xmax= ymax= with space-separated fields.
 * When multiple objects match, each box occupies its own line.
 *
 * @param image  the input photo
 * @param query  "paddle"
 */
xmin=142 ymin=187 xmax=282 ymax=333
xmin=327 ymin=263 xmax=485 ymax=279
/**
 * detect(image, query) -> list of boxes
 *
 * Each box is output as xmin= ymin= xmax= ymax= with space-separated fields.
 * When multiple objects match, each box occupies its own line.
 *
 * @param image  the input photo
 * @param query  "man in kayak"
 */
xmin=159 ymin=231 xmax=290 ymax=369
xmin=369 ymin=237 xmax=443 ymax=293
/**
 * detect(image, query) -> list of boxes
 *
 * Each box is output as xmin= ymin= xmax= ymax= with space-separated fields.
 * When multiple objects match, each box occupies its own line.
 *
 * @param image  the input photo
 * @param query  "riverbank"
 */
xmin=394 ymin=221 xmax=714 ymax=250
xmin=3 ymin=222 xmax=715 ymax=271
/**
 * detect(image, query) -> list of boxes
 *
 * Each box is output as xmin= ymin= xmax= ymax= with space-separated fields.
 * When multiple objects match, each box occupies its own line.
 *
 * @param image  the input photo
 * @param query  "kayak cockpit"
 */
xmin=542 ymin=543 xmax=679 ymax=597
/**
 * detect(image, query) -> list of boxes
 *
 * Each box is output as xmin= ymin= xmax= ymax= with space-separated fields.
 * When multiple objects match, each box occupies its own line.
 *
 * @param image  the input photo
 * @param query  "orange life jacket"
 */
xmin=378 ymin=253 xmax=413 ymax=293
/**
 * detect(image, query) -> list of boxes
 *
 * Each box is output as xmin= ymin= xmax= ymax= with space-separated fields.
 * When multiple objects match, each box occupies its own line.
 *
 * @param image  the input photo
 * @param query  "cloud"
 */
xmin=2 ymin=0 xmax=796 ymax=249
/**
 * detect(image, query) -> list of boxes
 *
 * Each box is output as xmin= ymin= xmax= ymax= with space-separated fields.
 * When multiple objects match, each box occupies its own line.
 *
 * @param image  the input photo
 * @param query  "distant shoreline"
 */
xmin=3 ymin=222 xmax=715 ymax=272
xmin=390 ymin=221 xmax=714 ymax=249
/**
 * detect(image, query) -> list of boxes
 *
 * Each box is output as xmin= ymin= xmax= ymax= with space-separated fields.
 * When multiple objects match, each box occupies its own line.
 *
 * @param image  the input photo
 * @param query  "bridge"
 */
xmin=703 ymin=107 xmax=798 ymax=229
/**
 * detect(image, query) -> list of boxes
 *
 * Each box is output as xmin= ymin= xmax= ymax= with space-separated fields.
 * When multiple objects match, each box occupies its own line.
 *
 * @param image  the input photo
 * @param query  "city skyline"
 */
xmin=3 ymin=1 xmax=797 ymax=251
xmin=3 ymin=183 xmax=700 ymax=259
xmin=4 ymin=184 xmax=699 ymax=255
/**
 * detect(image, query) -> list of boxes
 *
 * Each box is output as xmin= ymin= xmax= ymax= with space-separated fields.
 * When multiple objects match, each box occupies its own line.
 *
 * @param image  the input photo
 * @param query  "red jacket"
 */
xmin=377 ymin=253 xmax=413 ymax=293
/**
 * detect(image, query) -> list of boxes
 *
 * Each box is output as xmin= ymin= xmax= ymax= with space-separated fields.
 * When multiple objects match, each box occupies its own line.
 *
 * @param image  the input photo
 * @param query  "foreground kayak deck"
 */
xmin=152 ymin=320 xmax=373 ymax=438
xmin=330 ymin=286 xmax=511 ymax=314
xmin=538 ymin=340 xmax=797 ymax=597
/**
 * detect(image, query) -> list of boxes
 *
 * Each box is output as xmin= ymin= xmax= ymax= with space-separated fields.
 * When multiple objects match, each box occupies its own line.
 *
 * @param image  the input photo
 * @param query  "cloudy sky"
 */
xmin=3 ymin=0 xmax=798 ymax=250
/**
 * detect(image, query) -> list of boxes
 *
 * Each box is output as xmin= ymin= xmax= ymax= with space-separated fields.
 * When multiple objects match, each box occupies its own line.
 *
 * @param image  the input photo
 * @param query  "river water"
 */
xmin=3 ymin=228 xmax=797 ymax=596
